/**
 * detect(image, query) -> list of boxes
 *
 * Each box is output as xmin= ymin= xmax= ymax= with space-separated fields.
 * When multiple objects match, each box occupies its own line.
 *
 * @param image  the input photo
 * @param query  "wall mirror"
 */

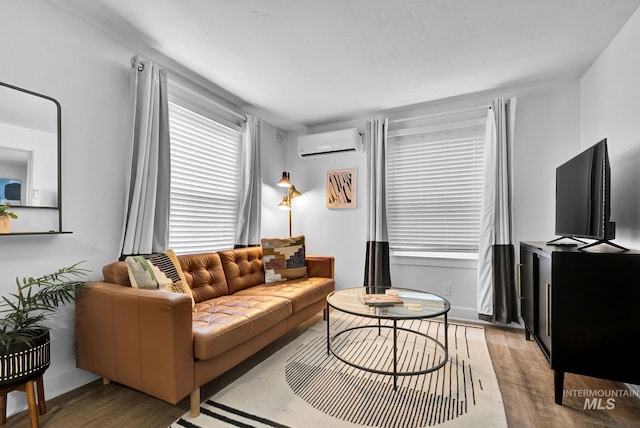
xmin=0 ymin=81 xmax=63 ymax=234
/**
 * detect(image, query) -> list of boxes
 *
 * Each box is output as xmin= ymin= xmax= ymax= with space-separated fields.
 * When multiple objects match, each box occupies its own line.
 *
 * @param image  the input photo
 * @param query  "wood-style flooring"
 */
xmin=6 ymin=315 xmax=640 ymax=427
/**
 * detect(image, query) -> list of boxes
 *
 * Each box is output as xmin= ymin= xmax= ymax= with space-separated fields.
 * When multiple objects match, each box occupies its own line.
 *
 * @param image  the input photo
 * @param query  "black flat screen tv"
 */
xmin=552 ymin=138 xmax=615 ymax=246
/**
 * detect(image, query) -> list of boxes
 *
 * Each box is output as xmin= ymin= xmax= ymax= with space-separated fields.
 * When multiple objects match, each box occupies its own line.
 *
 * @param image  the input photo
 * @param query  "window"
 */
xmin=167 ymin=101 xmax=242 ymax=254
xmin=387 ymin=119 xmax=485 ymax=254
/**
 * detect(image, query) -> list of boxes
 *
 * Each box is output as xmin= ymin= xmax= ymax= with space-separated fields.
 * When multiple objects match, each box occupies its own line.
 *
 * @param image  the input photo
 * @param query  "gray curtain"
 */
xmin=235 ymin=115 xmax=262 ymax=247
xmin=120 ymin=55 xmax=170 ymax=256
xmin=363 ymin=118 xmax=392 ymax=292
xmin=477 ymin=97 xmax=518 ymax=323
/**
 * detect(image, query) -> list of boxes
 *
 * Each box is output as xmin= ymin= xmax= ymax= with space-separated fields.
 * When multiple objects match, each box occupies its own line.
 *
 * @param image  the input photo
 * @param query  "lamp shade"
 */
xmin=289 ymin=185 xmax=302 ymax=199
xmin=277 ymin=195 xmax=291 ymax=210
xmin=277 ymin=171 xmax=291 ymax=187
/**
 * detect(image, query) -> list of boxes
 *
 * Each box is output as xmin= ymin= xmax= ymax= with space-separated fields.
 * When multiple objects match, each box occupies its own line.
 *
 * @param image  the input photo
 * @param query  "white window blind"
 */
xmin=168 ymin=101 xmax=242 ymax=254
xmin=387 ymin=121 xmax=485 ymax=253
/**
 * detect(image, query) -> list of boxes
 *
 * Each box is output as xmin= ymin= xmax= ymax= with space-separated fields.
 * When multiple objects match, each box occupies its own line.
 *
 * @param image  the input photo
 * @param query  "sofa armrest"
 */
xmin=306 ymin=255 xmax=335 ymax=278
xmin=75 ymin=281 xmax=194 ymax=404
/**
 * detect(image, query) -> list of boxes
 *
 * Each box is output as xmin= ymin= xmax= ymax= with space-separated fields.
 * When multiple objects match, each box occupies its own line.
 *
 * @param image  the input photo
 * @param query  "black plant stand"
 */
xmin=0 ymin=331 xmax=50 ymax=427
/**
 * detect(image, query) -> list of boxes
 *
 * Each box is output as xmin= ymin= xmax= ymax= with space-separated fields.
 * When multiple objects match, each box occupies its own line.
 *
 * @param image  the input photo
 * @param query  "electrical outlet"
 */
xmin=443 ymin=283 xmax=451 ymax=296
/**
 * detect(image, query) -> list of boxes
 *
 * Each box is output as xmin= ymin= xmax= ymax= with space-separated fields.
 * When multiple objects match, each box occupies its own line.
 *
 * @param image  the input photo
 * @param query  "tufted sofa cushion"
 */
xmin=178 ymin=253 xmax=229 ymax=303
xmin=192 ymin=294 xmax=291 ymax=360
xmin=218 ymin=247 xmax=265 ymax=294
xmin=235 ymin=277 xmax=335 ymax=313
xmin=103 ymin=253 xmax=231 ymax=304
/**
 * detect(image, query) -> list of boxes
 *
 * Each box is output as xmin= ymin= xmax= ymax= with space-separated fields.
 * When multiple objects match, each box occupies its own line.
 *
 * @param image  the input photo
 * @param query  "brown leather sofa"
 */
xmin=75 ymin=247 xmax=335 ymax=417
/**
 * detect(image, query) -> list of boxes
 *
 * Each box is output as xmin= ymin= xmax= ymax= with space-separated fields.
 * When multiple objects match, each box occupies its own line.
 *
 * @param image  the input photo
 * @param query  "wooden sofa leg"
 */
xmin=190 ymin=388 xmax=201 ymax=417
xmin=102 ymin=377 xmax=111 ymax=385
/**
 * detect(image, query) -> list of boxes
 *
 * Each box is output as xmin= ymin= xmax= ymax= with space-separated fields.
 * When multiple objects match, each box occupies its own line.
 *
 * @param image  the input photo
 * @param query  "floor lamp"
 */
xmin=277 ymin=171 xmax=302 ymax=237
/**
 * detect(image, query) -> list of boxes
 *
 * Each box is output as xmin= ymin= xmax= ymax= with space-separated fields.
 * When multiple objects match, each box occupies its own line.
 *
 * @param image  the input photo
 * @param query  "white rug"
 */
xmin=171 ymin=314 xmax=507 ymax=428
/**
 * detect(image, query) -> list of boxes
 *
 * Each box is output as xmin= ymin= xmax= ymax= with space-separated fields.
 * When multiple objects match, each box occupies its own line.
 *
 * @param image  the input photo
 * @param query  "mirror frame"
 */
xmin=0 ymin=81 xmax=63 ymax=233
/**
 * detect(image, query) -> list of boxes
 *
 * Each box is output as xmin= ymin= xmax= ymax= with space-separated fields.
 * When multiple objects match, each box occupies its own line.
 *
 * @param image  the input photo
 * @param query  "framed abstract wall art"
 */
xmin=326 ymin=168 xmax=355 ymax=208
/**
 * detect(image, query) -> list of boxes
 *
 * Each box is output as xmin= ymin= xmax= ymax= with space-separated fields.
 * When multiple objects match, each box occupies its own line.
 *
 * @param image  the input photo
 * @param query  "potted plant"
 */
xmin=0 ymin=262 xmax=88 ymax=386
xmin=0 ymin=204 xmax=18 ymax=234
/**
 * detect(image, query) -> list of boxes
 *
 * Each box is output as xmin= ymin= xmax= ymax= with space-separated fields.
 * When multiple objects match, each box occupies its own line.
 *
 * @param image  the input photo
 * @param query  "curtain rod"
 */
xmin=130 ymin=55 xmax=247 ymax=122
xmin=168 ymin=80 xmax=246 ymax=122
xmin=389 ymin=104 xmax=490 ymax=124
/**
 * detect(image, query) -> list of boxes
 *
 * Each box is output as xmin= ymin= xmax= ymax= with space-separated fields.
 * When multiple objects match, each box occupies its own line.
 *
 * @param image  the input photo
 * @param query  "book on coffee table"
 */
xmin=359 ymin=293 xmax=403 ymax=306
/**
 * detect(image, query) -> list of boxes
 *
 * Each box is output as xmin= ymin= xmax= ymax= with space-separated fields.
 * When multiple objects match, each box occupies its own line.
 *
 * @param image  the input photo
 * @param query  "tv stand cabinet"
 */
xmin=518 ymin=242 xmax=640 ymax=405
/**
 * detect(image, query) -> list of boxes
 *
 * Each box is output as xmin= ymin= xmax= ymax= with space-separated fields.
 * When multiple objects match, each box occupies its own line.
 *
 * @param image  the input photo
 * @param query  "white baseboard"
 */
xmin=448 ymin=305 xmax=523 ymax=329
xmin=448 ymin=305 xmax=479 ymax=322
xmin=45 ymin=366 xmax=99 ymax=398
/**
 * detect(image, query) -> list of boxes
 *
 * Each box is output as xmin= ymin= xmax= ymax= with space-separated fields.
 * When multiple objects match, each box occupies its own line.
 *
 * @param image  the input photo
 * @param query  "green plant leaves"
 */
xmin=0 ymin=262 xmax=89 ymax=350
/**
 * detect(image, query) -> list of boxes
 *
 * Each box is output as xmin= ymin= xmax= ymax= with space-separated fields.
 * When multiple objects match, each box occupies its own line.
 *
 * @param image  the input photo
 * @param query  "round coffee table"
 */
xmin=326 ymin=287 xmax=450 ymax=390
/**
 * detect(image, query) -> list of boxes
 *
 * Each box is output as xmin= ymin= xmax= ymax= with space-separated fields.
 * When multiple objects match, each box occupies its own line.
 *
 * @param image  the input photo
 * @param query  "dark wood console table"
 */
xmin=518 ymin=241 xmax=640 ymax=405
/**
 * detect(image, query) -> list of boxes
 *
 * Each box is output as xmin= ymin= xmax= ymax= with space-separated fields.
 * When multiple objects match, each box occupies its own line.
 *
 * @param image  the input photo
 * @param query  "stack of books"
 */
xmin=359 ymin=293 xmax=403 ymax=306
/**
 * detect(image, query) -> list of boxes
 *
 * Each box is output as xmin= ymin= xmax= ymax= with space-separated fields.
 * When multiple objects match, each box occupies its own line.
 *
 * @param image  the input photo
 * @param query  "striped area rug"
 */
xmin=173 ymin=400 xmax=289 ymax=428
xmin=171 ymin=314 xmax=506 ymax=428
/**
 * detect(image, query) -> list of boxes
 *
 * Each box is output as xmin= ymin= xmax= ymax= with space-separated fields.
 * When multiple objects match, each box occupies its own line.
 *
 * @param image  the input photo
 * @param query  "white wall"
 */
xmin=0 ymin=1 xmax=133 ymax=416
xmin=513 ymin=80 xmax=583 ymax=243
xmin=581 ymin=7 xmax=640 ymax=250
xmin=260 ymin=123 xmax=287 ymax=239
xmin=3 ymin=0 xmax=633 ymax=417
xmin=0 ymin=0 xmax=285 ymax=417
xmin=284 ymin=77 xmax=581 ymax=320
xmin=284 ymin=123 xmax=367 ymax=290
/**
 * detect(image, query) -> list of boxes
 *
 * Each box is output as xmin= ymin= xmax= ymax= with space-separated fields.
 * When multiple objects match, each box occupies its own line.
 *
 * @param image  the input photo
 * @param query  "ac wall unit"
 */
xmin=297 ymin=128 xmax=362 ymax=158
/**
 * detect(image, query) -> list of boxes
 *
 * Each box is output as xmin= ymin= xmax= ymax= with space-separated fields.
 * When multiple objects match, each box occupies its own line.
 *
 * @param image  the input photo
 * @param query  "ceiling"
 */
xmin=49 ymin=0 xmax=640 ymax=131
